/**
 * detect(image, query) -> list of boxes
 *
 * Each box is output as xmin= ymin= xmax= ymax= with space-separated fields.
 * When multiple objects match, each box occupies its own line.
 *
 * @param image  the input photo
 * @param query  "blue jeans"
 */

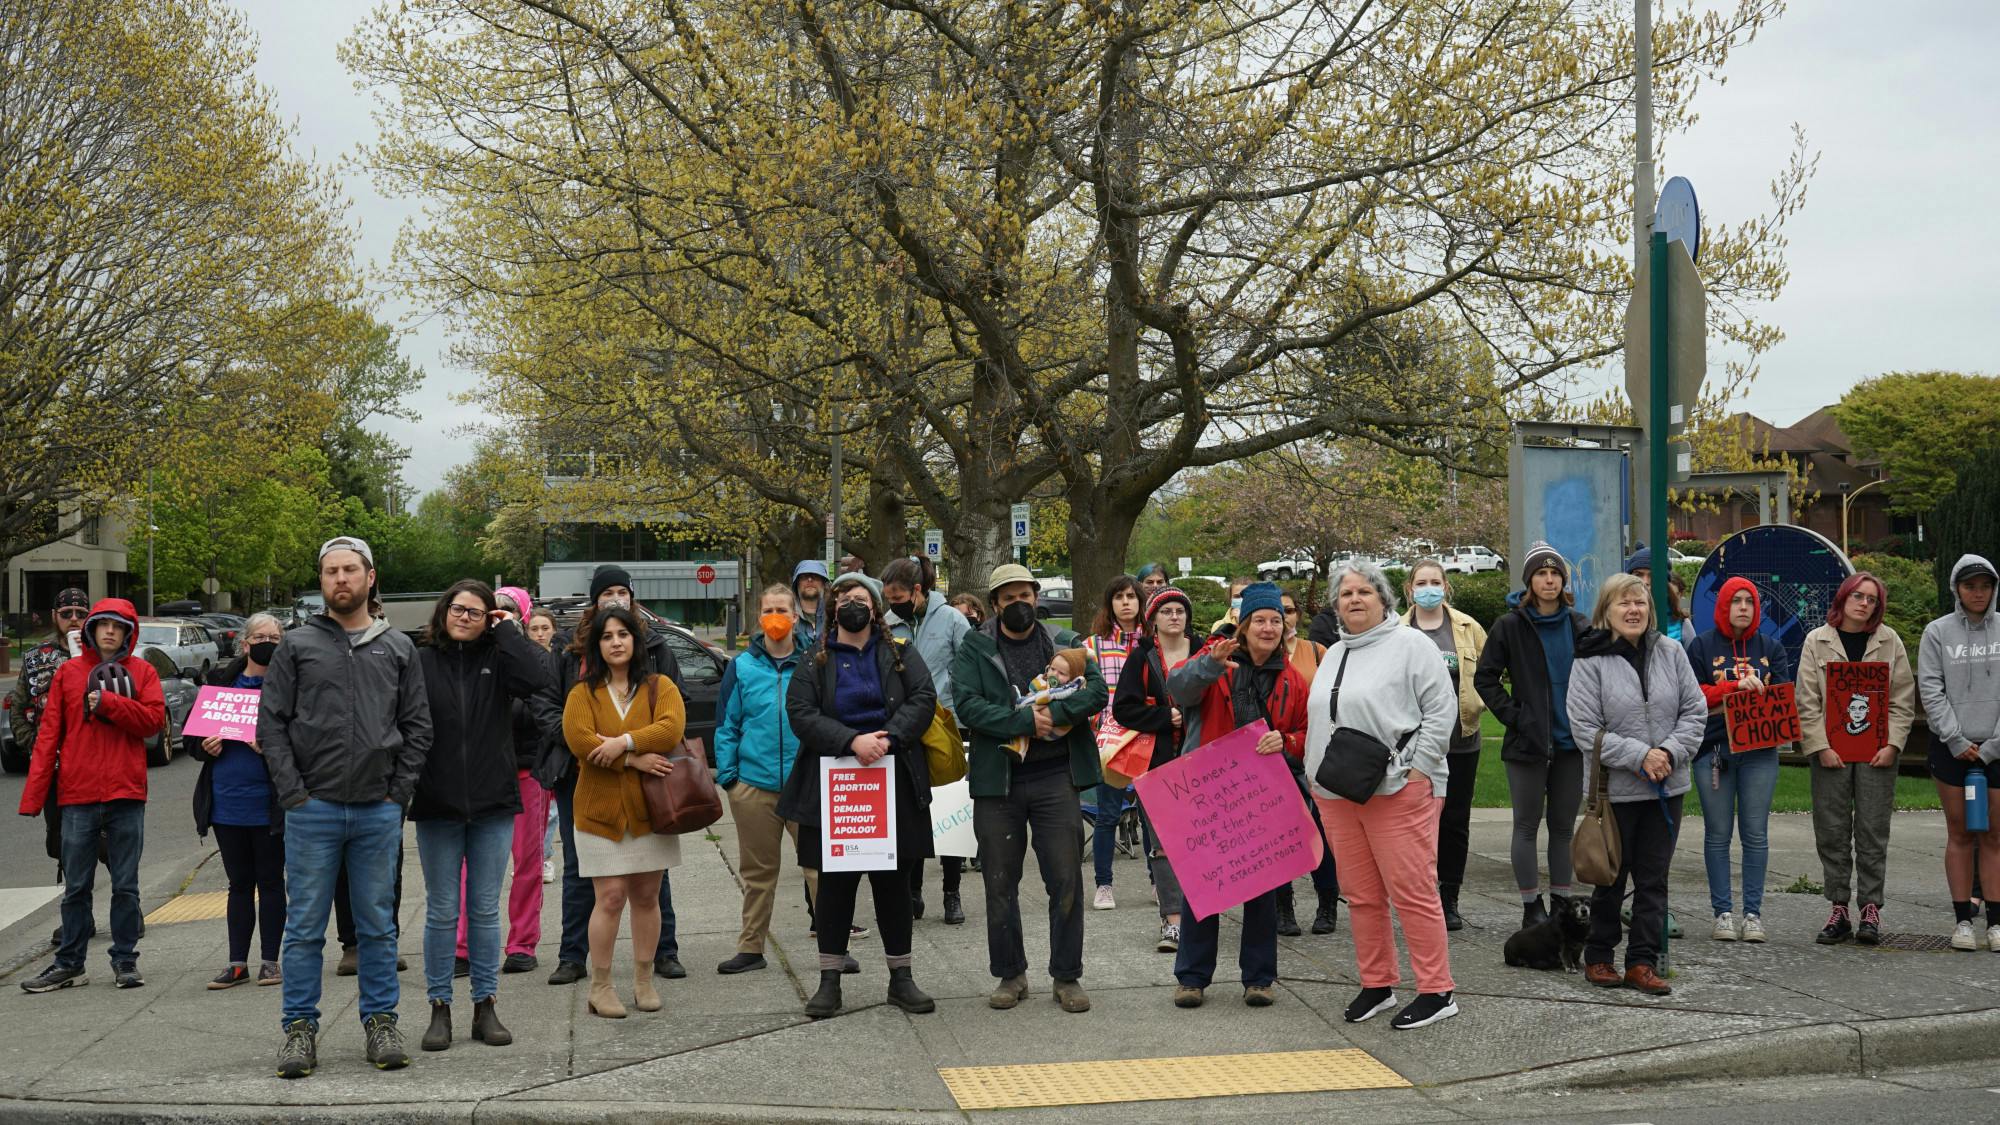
xmin=1174 ymin=888 xmax=1278 ymax=989
xmin=415 ymin=814 xmax=513 ymax=1003
xmin=281 ymin=798 xmax=404 ymax=1028
xmin=57 ymin=801 xmax=145 ymax=970
xmin=555 ymin=770 xmax=676 ymax=966
xmin=1091 ymin=783 xmax=1127 ymax=887
xmin=1694 ymin=747 xmax=1779 ymax=917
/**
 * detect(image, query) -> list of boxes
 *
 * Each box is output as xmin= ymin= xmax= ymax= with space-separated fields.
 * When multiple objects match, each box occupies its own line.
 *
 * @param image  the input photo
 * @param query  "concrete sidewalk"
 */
xmin=0 ymin=797 xmax=1995 ymax=1122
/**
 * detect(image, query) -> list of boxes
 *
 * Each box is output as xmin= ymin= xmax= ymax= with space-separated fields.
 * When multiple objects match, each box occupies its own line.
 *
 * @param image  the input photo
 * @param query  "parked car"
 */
xmin=1033 ymin=576 xmax=1074 ymax=622
xmin=1441 ymin=545 xmax=1506 ymax=574
xmin=1666 ymin=546 xmax=1704 ymax=566
xmin=155 ymin=599 xmax=205 ymax=616
xmin=198 ymin=612 xmax=247 ymax=659
xmin=135 ymin=619 xmax=221 ymax=678
xmin=0 ymin=647 xmax=195 ymax=770
xmin=257 ymin=605 xmax=307 ymax=630
xmin=1255 ymin=550 xmax=1318 ymax=581
xmin=540 ymin=598 xmax=728 ymax=751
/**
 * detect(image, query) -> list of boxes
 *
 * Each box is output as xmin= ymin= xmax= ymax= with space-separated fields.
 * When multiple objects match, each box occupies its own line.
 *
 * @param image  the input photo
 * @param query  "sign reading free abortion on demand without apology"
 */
xmin=180 ymin=685 xmax=262 ymax=743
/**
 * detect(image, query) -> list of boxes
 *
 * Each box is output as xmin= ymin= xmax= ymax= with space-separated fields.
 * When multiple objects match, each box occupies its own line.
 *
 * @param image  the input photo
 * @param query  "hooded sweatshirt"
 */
xmin=885 ymin=588 xmax=971 ymax=716
xmin=18 ymin=598 xmax=165 ymax=813
xmin=1303 ymin=614 xmax=1457 ymax=801
xmin=790 ymin=560 xmax=832 ymax=651
xmin=1918 ymin=553 xmax=2000 ymax=760
xmin=1682 ymin=576 xmax=1793 ymax=753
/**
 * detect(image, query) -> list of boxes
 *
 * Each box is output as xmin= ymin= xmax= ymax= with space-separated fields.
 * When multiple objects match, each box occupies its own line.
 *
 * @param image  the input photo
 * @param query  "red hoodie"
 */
xmin=1696 ymin=576 xmax=1769 ymax=710
xmin=19 ymin=598 xmax=164 ymax=813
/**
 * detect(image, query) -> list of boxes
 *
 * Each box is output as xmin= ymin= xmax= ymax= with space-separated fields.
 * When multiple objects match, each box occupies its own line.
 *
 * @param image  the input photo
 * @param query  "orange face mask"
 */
xmin=760 ymin=613 xmax=793 ymax=641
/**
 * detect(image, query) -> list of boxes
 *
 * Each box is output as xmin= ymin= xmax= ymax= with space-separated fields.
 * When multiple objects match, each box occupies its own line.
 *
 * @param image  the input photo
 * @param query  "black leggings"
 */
xmin=213 ymin=824 xmax=284 ymax=964
xmin=815 ymin=866 xmax=914 ymax=961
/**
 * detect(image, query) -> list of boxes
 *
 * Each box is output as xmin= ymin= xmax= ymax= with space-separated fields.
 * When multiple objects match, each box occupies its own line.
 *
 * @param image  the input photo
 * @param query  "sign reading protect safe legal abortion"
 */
xmin=820 ymin=757 xmax=897 ymax=872
xmin=1132 ymin=720 xmax=1323 ymax=922
xmin=180 ymin=685 xmax=261 ymax=743
xmin=1725 ymin=681 xmax=1800 ymax=753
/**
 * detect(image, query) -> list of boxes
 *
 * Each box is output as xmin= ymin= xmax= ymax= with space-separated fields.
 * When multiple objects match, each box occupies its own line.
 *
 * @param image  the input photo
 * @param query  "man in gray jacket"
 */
xmin=1917 ymin=553 xmax=2000 ymax=951
xmin=261 ymin=537 xmax=433 ymax=1078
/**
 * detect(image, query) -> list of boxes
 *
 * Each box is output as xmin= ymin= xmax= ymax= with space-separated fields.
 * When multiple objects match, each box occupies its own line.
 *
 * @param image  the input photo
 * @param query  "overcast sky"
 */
xmin=237 ymin=1 xmax=1998 ymax=495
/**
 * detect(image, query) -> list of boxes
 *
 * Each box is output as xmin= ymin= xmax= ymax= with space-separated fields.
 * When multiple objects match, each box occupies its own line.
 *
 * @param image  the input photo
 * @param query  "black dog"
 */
xmin=1504 ymin=896 xmax=1591 ymax=972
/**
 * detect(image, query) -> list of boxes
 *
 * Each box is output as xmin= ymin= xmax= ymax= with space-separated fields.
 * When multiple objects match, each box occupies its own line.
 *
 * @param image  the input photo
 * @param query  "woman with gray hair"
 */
xmin=185 ymin=612 xmax=289 ymax=989
xmin=1304 ymin=562 xmax=1460 ymax=1031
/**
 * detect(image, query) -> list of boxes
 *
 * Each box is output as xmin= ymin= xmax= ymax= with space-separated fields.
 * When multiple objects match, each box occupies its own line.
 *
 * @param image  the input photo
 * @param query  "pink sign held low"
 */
xmin=180 ymin=685 xmax=262 ymax=743
xmin=1132 ymin=720 xmax=1324 ymax=922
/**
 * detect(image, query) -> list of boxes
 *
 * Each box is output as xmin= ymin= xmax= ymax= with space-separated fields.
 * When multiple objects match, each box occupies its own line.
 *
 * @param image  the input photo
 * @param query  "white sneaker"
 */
xmin=1988 ymin=924 xmax=2000 ymax=952
xmin=1740 ymin=913 xmax=1766 ymax=943
xmin=1952 ymin=920 xmax=1978 ymax=950
xmin=1712 ymin=911 xmax=1738 ymax=941
xmin=1093 ymin=885 xmax=1116 ymax=911
xmin=542 ymin=859 xmax=556 ymax=884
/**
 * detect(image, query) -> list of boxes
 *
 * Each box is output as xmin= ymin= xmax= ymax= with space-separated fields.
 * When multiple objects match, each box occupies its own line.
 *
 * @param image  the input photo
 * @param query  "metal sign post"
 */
xmin=1010 ymin=502 xmax=1030 ymax=565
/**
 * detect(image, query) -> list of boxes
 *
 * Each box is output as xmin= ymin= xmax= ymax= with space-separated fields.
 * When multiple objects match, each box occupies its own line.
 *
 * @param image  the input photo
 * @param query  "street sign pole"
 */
xmin=1649 ymin=230 xmax=1671 ymax=631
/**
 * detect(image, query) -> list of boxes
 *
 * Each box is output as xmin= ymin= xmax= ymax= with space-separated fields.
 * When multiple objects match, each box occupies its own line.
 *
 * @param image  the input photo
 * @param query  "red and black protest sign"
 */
xmin=1824 ymin=661 xmax=1890 ymax=763
xmin=1725 ymin=681 xmax=1800 ymax=753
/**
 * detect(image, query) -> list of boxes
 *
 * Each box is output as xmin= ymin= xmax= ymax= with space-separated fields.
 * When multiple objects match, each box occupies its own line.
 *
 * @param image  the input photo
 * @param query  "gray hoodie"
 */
xmin=1303 ymin=615 xmax=1457 ymax=800
xmin=1918 ymin=554 xmax=2000 ymax=762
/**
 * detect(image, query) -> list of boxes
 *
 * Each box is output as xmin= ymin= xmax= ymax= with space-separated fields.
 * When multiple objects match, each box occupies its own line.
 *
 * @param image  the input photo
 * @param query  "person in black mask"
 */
xmin=951 ymin=564 xmax=1104 ymax=1015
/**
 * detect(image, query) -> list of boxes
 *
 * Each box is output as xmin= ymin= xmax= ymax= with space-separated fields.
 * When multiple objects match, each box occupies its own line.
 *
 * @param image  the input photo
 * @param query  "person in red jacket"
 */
xmin=17 ymin=598 xmax=165 ymax=994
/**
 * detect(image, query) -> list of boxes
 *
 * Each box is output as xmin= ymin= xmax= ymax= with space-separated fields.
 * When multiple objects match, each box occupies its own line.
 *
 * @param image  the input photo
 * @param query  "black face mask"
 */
xmin=835 ymin=602 xmax=874 ymax=633
xmin=247 ymin=641 xmax=279 ymax=666
xmin=887 ymin=600 xmax=916 ymax=622
xmin=999 ymin=600 xmax=1037 ymax=633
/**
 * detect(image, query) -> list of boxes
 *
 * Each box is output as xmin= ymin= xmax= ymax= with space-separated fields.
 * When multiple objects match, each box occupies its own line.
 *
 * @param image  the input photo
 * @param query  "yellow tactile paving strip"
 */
xmin=938 ymin=1048 xmax=1410 ymax=1109
xmin=144 ymin=891 xmax=230 ymax=925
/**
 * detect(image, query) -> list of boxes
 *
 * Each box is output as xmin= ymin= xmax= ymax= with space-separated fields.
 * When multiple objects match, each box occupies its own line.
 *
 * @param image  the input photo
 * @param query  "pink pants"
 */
xmin=1317 ymin=783 xmax=1456 ymax=994
xmin=458 ymin=771 xmax=550 ymax=958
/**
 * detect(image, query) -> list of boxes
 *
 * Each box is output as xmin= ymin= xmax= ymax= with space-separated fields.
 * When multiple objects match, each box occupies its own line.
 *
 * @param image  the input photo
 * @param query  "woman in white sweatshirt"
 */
xmin=1304 ymin=562 xmax=1459 ymax=1031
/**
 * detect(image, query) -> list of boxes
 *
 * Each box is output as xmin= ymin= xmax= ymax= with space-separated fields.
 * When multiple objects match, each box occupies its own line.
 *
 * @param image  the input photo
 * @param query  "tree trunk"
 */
xmin=1065 ymin=481 xmax=1146 ymax=631
xmin=857 ymin=468 xmax=907 ymax=570
xmin=947 ymin=502 xmax=1012 ymax=606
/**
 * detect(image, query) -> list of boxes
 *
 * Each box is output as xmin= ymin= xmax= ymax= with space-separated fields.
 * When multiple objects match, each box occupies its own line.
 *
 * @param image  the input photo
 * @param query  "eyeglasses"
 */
xmin=445 ymin=604 xmax=486 ymax=621
xmin=1282 ymin=606 xmax=1299 ymax=616
xmin=55 ymin=609 xmax=88 ymax=621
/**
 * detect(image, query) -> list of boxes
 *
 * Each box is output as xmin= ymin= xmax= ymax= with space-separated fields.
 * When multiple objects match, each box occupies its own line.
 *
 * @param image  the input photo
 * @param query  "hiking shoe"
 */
xmin=1093 ymin=885 xmax=1116 ymax=910
xmin=1817 ymin=904 xmax=1853 ymax=945
xmin=1275 ymin=896 xmax=1303 ymax=937
xmin=941 ymin=892 xmax=965 ymax=925
xmin=276 ymin=1019 xmax=317 ymax=1079
xmin=1244 ymin=984 xmax=1276 ymax=1007
xmin=208 ymin=965 xmax=250 ymax=990
xmin=1623 ymin=964 xmax=1672 ymax=996
xmin=1711 ymin=911 xmax=1738 ymax=941
xmin=1343 ymin=986 xmax=1396 ymax=1023
xmin=1052 ymin=978 xmax=1091 ymax=1013
xmin=1157 ymin=923 xmax=1180 ymax=953
xmin=364 ymin=1013 xmax=410 ymax=1070
xmin=1854 ymin=904 xmax=1881 ymax=946
xmin=1952 ymin=920 xmax=1978 ymax=951
xmin=113 ymin=962 xmax=144 ymax=989
xmin=1740 ymin=913 xmax=1766 ymax=943
xmin=717 ymin=953 xmax=767 ymax=974
xmin=989 ymin=975 xmax=1029 ymax=1010
xmin=1173 ymin=985 xmax=1205 ymax=1008
xmin=1392 ymin=991 xmax=1458 ymax=1030
xmin=548 ymin=960 xmax=586 ymax=985
xmin=336 ymin=946 xmax=359 ymax=976
xmin=653 ymin=955 xmax=687 ymax=979
xmin=502 ymin=952 xmax=538 ymax=973
xmin=19 ymin=963 xmax=87 ymax=994
xmin=1584 ymin=962 xmax=1623 ymax=988
xmin=257 ymin=962 xmax=282 ymax=986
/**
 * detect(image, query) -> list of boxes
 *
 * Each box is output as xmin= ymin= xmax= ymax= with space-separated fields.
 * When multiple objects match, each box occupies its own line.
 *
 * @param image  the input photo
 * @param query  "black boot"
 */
xmin=1440 ymin=884 xmax=1464 ymax=932
xmin=1522 ymin=896 xmax=1548 ymax=929
xmin=886 ymin=966 xmax=935 ymax=1013
xmin=421 ymin=1001 xmax=451 ymax=1052
xmin=941 ymin=892 xmax=965 ymax=925
xmin=1311 ymin=888 xmax=1340 ymax=934
xmin=911 ymin=893 xmax=925 ymax=921
xmin=1275 ymin=887 xmax=1303 ymax=937
xmin=804 ymin=970 xmax=842 ymax=1019
xmin=471 ymin=998 xmax=512 ymax=1046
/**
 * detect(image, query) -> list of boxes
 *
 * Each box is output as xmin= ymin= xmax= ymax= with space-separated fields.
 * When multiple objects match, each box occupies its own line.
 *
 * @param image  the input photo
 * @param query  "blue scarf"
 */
xmin=1526 ymin=604 xmax=1576 ymax=751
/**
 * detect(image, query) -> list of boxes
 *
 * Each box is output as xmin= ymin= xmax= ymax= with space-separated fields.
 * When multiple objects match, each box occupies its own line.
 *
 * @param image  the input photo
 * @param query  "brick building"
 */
xmin=1674 ymin=407 xmax=1907 ymax=551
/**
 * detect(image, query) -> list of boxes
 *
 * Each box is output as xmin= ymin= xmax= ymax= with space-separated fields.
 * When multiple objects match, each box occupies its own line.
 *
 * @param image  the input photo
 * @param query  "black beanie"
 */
xmin=589 ymin=564 xmax=634 ymax=602
xmin=1520 ymin=540 xmax=1569 ymax=586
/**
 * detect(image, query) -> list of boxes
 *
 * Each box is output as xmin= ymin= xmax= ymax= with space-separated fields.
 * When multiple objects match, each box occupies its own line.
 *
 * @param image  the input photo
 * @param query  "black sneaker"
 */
xmin=364 ymin=1013 xmax=410 ymax=1070
xmin=502 ymin=952 xmax=538 ymax=973
xmin=653 ymin=955 xmax=687 ymax=980
xmin=1391 ymin=991 xmax=1459 ymax=1031
xmin=1342 ymin=986 xmax=1396 ymax=1023
xmin=547 ymin=960 xmax=586 ymax=985
xmin=113 ymin=962 xmax=144 ymax=989
xmin=717 ymin=953 xmax=767 ymax=974
xmin=277 ymin=1019 xmax=318 ymax=1079
xmin=1816 ymin=903 xmax=1852 ymax=945
xmin=1855 ymin=903 xmax=1882 ymax=946
xmin=848 ymin=924 xmax=870 ymax=941
xmin=208 ymin=965 xmax=250 ymax=990
xmin=19 ymin=963 xmax=87 ymax=994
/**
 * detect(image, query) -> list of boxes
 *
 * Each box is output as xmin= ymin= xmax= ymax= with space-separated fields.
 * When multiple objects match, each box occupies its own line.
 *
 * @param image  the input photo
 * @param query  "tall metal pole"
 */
xmin=1649 ymin=231 xmax=1670 ymax=622
xmin=1631 ymin=0 xmax=1657 ymax=554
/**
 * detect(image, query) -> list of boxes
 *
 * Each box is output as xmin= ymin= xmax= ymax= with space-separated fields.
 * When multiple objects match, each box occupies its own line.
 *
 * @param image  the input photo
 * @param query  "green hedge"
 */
xmin=1851 ymin=552 xmax=1940 ymax=659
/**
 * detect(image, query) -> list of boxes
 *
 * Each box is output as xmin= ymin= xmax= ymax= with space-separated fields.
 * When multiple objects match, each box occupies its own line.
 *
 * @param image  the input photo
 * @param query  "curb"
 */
xmin=0 ymin=847 xmax=215 ymax=981
xmin=1454 ymin=1005 xmax=2000 ymax=1093
xmin=0 ymin=1100 xmax=969 ymax=1124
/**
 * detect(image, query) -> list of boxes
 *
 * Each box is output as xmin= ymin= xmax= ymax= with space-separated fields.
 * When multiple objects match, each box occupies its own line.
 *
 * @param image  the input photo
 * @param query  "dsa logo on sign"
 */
xmin=830 ymin=845 xmax=845 ymax=857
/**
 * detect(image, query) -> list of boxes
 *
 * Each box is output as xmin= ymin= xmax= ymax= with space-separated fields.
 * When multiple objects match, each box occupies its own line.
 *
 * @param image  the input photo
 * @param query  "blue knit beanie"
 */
xmin=1623 ymin=543 xmax=1653 ymax=575
xmin=1238 ymin=582 xmax=1285 ymax=622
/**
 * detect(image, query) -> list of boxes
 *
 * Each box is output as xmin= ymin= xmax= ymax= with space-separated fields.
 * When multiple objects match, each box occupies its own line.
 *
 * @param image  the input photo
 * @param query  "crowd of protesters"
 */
xmin=11 ymin=531 xmax=1996 ymax=1073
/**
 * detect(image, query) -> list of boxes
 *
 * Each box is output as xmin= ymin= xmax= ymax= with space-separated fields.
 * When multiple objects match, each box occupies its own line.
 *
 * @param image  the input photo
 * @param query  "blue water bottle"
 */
xmin=1968 ymin=769 xmax=1990 ymax=833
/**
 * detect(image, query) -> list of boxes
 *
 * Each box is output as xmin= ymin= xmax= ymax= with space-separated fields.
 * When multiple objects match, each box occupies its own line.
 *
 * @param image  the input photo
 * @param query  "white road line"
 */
xmin=0 ymin=884 xmax=61 ymax=934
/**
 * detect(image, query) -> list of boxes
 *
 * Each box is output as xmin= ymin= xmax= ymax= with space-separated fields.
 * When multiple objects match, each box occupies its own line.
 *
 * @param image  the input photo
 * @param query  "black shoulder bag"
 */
xmin=1312 ymin=649 xmax=1414 ymax=804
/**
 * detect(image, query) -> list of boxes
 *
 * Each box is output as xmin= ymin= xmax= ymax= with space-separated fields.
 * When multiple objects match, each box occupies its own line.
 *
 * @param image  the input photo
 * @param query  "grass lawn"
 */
xmin=1467 ymin=713 xmax=1940 ymax=814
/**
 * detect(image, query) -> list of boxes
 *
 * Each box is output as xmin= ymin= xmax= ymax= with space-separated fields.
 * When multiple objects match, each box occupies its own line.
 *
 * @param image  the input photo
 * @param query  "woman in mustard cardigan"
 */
xmin=562 ymin=606 xmax=686 ymax=1019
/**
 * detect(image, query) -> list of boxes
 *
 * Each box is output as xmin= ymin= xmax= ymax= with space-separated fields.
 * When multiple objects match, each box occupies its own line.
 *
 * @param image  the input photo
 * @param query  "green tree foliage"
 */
xmin=1925 ymin=443 xmax=2000 ymax=616
xmin=1849 ymin=552 xmax=1939 ymax=661
xmin=146 ymin=448 xmax=343 ymax=606
xmin=1834 ymin=372 xmax=2000 ymax=516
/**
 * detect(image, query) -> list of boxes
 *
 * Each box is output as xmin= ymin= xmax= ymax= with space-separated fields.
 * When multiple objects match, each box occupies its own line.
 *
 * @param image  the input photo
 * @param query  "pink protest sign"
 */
xmin=180 ymin=685 xmax=261 ymax=743
xmin=1132 ymin=720 xmax=1324 ymax=922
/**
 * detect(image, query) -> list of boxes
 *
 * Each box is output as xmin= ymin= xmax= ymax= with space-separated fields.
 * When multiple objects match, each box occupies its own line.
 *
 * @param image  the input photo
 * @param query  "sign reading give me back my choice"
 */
xmin=180 ymin=685 xmax=261 ymax=743
xmin=1132 ymin=720 xmax=1324 ymax=922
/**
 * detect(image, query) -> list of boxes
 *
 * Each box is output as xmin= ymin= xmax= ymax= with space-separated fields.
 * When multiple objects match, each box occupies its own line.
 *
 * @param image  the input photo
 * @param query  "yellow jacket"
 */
xmin=563 ymin=675 xmax=687 ymax=842
xmin=1794 ymin=623 xmax=1917 ymax=757
xmin=1400 ymin=605 xmax=1489 ymax=741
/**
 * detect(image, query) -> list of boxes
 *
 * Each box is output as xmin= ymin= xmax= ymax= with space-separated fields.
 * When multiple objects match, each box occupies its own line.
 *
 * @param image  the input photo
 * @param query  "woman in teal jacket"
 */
xmin=713 ymin=585 xmax=810 ymax=974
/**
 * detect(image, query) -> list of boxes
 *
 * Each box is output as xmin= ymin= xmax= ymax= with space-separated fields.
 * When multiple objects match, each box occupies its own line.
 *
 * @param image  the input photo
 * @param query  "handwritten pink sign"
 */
xmin=180 ymin=685 xmax=261 ymax=743
xmin=1132 ymin=720 xmax=1324 ymax=922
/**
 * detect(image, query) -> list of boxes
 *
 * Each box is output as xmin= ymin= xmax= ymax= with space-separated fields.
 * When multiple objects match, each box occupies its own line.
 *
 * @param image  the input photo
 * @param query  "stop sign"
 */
xmin=695 ymin=564 xmax=716 ymax=585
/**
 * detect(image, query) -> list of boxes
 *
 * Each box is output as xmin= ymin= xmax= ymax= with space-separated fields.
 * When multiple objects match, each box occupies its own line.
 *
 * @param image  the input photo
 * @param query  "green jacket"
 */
xmin=953 ymin=624 xmax=1106 ymax=798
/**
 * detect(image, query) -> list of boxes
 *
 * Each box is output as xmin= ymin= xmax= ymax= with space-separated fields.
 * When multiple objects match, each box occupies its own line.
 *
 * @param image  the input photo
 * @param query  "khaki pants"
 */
xmin=729 ymin=784 xmax=816 ymax=954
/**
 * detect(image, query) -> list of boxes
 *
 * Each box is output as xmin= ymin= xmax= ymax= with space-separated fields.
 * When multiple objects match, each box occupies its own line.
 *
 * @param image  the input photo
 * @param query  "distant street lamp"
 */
xmin=1841 ymin=476 xmax=1888 ymax=558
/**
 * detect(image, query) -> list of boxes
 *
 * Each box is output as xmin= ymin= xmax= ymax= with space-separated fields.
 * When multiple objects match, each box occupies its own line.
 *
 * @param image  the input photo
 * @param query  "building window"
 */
xmin=78 ymin=515 xmax=101 ymax=547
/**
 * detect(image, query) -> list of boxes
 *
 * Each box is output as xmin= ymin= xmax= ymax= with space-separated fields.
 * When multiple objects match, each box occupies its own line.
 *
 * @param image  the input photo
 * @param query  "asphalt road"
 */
xmin=0 ymin=750 xmax=207 ymax=891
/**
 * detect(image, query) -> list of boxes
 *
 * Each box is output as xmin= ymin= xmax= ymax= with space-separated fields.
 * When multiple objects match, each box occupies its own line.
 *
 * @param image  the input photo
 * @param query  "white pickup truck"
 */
xmin=1440 ymin=545 xmax=1506 ymax=574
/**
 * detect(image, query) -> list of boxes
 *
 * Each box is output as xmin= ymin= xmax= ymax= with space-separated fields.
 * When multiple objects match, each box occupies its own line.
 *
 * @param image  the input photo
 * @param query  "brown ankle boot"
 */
xmin=1623 ymin=964 xmax=1672 ymax=996
xmin=632 ymin=960 xmax=662 ymax=1012
xmin=587 ymin=964 xmax=626 ymax=1018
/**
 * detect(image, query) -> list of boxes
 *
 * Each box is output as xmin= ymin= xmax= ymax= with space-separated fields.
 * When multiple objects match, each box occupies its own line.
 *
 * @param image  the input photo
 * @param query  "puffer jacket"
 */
xmin=259 ymin=613 xmax=433 ymax=810
xmin=713 ymin=633 xmax=801 ymax=793
xmin=18 ymin=598 xmax=164 ymax=814
xmin=1567 ymin=628 xmax=1708 ymax=803
xmin=409 ymin=619 xmax=552 ymax=822
xmin=1682 ymin=576 xmax=1793 ymax=753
